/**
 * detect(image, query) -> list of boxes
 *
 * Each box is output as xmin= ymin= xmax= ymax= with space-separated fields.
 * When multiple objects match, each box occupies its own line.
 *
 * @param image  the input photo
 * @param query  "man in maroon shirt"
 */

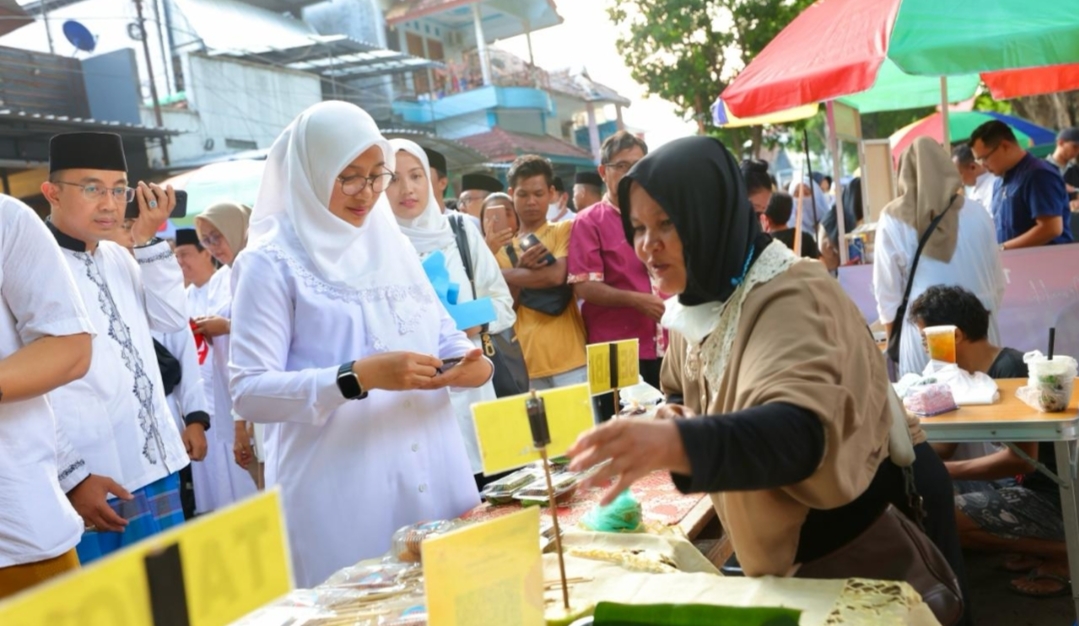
xmin=568 ymin=131 xmax=663 ymax=422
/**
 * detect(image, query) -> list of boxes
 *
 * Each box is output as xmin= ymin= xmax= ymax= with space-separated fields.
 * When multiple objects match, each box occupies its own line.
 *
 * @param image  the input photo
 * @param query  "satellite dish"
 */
xmin=62 ymin=20 xmax=96 ymax=53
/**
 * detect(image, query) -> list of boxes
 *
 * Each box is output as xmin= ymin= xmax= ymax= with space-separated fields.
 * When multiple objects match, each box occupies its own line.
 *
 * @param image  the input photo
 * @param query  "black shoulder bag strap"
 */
xmin=449 ymin=216 xmax=496 ymax=357
xmin=887 ymin=194 xmax=958 ymax=361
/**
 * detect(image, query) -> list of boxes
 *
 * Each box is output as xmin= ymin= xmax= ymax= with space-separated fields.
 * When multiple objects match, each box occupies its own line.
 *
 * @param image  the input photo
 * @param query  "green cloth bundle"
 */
xmin=580 ymin=490 xmax=643 ymax=533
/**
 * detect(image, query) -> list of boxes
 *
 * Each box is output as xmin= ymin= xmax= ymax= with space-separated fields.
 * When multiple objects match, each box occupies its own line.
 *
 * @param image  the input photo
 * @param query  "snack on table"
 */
xmin=322 ymin=562 xmax=421 ymax=592
xmin=389 ymin=520 xmax=461 ymax=564
xmin=902 ymin=383 xmax=958 ymax=417
xmin=566 ymin=547 xmax=679 ymax=574
xmin=514 ymin=472 xmax=580 ymax=506
xmin=481 ymin=467 xmax=544 ymax=505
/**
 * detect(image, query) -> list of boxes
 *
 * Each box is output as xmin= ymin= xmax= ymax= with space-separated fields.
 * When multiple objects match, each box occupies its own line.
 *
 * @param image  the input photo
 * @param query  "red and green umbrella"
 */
xmin=889 ymin=111 xmax=1055 ymax=162
xmin=721 ymin=0 xmax=1079 ymax=118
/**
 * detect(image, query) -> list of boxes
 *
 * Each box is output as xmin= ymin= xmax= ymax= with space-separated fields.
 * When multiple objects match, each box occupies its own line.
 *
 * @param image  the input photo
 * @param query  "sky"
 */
xmin=493 ymin=1 xmax=698 ymax=148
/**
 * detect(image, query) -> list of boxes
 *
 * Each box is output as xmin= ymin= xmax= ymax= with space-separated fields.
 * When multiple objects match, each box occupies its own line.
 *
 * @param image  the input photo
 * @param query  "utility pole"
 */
xmin=133 ymin=0 xmax=169 ymax=165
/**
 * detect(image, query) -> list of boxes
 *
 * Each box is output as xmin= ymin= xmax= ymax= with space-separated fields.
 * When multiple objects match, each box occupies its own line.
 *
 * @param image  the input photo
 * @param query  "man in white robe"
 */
xmin=41 ymin=132 xmax=196 ymax=563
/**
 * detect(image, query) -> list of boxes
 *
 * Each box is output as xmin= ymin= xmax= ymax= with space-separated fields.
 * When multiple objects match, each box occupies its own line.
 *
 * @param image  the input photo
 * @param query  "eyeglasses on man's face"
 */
xmin=603 ymin=160 xmax=639 ymax=174
xmin=53 ymin=181 xmax=135 ymax=203
xmin=973 ymin=143 xmax=1001 ymax=166
xmin=336 ymin=172 xmax=395 ymax=196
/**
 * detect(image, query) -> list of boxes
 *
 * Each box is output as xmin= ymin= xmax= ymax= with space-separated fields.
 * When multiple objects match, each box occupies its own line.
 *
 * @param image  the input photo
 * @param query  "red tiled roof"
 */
xmin=386 ymin=0 xmax=559 ymax=26
xmin=386 ymin=0 xmax=473 ymax=24
xmin=456 ymin=127 xmax=593 ymax=163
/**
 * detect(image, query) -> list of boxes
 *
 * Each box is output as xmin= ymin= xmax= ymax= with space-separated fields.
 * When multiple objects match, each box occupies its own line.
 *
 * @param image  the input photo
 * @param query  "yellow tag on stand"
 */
xmin=424 ymin=508 xmax=544 ymax=626
xmin=472 ymin=383 xmax=593 ymax=476
xmin=586 ymin=339 xmax=639 ymax=395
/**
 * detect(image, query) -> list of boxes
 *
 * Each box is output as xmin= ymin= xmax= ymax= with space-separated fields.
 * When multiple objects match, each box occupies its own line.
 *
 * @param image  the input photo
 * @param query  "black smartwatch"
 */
xmin=336 ymin=361 xmax=367 ymax=400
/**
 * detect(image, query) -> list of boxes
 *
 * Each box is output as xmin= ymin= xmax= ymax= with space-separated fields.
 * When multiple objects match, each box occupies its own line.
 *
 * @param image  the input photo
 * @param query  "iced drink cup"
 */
xmin=923 ymin=325 xmax=957 ymax=364
xmin=1027 ymin=355 xmax=1077 ymax=413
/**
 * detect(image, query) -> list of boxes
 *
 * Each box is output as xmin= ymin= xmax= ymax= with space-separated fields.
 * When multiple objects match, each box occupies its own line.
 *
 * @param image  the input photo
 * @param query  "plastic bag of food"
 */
xmin=617 ymin=383 xmax=664 ymax=419
xmin=321 ymin=562 xmax=421 ymax=592
xmin=389 ymin=520 xmax=462 ymax=564
xmin=481 ymin=466 xmax=545 ymax=505
xmin=1018 ymin=351 xmax=1077 ymax=413
xmin=902 ymin=383 xmax=958 ymax=417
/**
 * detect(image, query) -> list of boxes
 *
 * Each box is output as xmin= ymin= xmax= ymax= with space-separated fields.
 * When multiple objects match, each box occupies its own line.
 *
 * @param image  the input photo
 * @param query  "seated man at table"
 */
xmin=909 ymin=285 xmax=1067 ymax=598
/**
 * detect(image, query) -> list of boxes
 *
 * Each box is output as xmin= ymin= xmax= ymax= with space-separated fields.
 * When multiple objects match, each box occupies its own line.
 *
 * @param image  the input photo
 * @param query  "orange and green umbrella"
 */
xmin=721 ymin=0 xmax=1079 ymax=117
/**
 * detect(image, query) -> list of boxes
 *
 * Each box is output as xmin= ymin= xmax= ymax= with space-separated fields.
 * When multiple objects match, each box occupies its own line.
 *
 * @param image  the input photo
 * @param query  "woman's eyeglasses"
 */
xmin=337 ymin=172 xmax=395 ymax=196
xmin=200 ymin=232 xmax=224 ymax=248
xmin=53 ymin=181 xmax=135 ymax=203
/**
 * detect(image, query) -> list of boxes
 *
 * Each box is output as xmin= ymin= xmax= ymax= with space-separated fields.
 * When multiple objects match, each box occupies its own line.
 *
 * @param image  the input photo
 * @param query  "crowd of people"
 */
xmin=0 ymin=101 xmax=1076 ymax=625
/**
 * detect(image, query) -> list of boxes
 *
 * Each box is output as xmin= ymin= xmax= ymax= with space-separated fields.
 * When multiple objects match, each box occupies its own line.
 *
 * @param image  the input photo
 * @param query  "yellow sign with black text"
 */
xmin=0 ymin=489 xmax=292 ymax=626
xmin=586 ymin=339 xmax=639 ymax=395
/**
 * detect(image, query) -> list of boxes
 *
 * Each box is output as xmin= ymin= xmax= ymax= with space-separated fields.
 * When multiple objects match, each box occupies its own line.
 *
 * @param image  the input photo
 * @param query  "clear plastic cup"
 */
xmin=923 ymin=325 xmax=958 ymax=363
xmin=1026 ymin=355 xmax=1077 ymax=413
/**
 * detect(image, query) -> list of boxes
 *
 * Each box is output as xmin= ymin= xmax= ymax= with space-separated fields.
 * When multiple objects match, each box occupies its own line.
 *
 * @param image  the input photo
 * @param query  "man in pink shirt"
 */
xmin=568 ymin=131 xmax=664 ymax=422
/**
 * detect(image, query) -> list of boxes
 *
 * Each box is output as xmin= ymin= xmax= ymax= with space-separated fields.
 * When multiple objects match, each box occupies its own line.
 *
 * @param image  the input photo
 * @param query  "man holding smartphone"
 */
xmin=496 ymin=155 xmax=587 ymax=390
xmin=41 ymin=132 xmax=192 ymax=563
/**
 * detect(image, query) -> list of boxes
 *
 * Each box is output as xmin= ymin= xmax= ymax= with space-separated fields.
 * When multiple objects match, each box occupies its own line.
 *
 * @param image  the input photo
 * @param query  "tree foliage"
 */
xmin=607 ymin=0 xmax=814 ymax=143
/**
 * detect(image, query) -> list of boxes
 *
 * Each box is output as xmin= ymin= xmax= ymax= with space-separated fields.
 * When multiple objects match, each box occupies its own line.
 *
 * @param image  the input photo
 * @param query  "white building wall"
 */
xmin=141 ymin=54 xmax=321 ymax=165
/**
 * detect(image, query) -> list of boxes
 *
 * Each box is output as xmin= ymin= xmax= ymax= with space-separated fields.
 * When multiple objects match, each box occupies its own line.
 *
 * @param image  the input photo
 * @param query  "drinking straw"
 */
xmin=1049 ymin=328 xmax=1056 ymax=361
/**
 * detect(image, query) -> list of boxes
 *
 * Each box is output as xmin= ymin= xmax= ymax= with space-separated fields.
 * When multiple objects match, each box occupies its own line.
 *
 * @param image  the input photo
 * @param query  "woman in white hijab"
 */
xmin=229 ymin=101 xmax=489 ymax=587
xmin=385 ymin=139 xmax=515 ymax=488
xmin=786 ymin=176 xmax=829 ymax=241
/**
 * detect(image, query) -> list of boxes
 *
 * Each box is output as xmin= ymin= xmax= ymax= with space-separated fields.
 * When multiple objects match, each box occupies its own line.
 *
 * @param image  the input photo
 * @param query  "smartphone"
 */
xmin=437 ymin=357 xmax=464 ymax=375
xmin=518 ymin=233 xmax=556 ymax=266
xmin=720 ymin=553 xmax=744 ymax=577
xmin=126 ymin=188 xmax=188 ymax=220
xmin=485 ymin=205 xmax=510 ymax=235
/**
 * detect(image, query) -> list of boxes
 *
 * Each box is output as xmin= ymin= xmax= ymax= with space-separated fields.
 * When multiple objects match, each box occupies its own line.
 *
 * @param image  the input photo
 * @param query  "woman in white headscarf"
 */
xmin=874 ymin=136 xmax=1004 ymax=379
xmin=786 ymin=176 xmax=829 ymax=241
xmin=385 ymin=139 xmax=515 ymax=488
xmin=229 ymin=101 xmax=489 ymax=587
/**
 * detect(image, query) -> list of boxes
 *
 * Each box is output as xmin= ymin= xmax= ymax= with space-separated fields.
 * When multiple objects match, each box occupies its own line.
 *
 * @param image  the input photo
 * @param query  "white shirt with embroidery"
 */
xmin=47 ymin=229 xmax=191 ymax=495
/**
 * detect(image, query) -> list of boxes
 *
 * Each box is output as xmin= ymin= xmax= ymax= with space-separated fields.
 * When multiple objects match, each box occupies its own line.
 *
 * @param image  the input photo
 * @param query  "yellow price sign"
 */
xmin=586 ymin=339 xmax=639 ymax=395
xmin=472 ymin=383 xmax=594 ymax=475
xmin=424 ymin=508 xmax=544 ymax=626
xmin=0 ymin=490 xmax=292 ymax=626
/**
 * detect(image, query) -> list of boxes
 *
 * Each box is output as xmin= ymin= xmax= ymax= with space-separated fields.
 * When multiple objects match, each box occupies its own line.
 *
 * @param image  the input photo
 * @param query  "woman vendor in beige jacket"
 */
xmin=568 ymin=136 xmax=969 ymax=625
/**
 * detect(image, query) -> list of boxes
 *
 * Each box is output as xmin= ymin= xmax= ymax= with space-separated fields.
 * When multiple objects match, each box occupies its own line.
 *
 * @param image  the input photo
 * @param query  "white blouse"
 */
xmin=229 ymin=226 xmax=480 ymax=588
xmin=0 ymin=197 xmax=92 ymax=567
xmin=874 ymin=197 xmax=1005 ymax=377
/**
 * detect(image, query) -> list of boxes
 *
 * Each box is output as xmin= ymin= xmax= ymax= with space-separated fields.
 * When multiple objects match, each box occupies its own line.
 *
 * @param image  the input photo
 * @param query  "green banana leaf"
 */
xmin=593 ymin=602 xmax=801 ymax=626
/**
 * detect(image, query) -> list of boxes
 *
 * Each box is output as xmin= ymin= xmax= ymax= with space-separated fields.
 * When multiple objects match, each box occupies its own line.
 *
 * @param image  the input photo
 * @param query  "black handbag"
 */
xmin=501 ymin=245 xmax=575 ymax=316
xmin=448 ymin=216 xmax=530 ymax=397
xmin=886 ymin=196 xmax=956 ymax=364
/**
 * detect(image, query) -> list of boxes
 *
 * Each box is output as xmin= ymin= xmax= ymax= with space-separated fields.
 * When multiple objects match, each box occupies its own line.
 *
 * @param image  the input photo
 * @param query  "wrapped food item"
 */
xmin=389 ymin=521 xmax=462 ymax=564
xmin=481 ymin=467 xmax=545 ymax=505
xmin=902 ymin=383 xmax=958 ymax=417
xmin=322 ymin=562 xmax=421 ymax=592
xmin=1018 ymin=352 xmax=1077 ymax=413
xmin=617 ymin=383 xmax=664 ymax=419
xmin=514 ymin=472 xmax=580 ymax=506
xmin=579 ymin=490 xmax=643 ymax=533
